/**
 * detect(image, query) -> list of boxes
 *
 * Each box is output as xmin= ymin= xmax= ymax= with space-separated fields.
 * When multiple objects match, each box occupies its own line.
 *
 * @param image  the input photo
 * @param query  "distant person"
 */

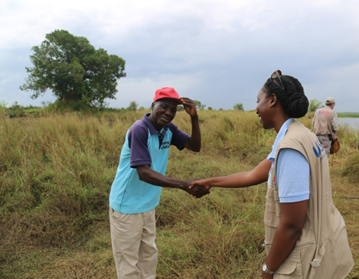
xmin=312 ymin=97 xmax=339 ymax=157
xmin=109 ymin=87 xmax=209 ymax=279
xmin=190 ymin=71 xmax=353 ymax=278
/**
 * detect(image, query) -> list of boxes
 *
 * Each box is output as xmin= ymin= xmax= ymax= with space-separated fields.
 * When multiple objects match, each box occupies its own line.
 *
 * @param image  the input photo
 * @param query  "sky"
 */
xmin=1 ymin=0 xmax=359 ymax=112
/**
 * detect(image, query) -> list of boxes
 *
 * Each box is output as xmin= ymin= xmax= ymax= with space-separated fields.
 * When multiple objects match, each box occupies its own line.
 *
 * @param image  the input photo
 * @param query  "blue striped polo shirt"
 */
xmin=109 ymin=113 xmax=190 ymax=214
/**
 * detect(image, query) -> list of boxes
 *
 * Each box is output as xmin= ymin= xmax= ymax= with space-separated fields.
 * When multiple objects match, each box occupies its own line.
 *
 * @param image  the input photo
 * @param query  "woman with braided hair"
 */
xmin=190 ymin=71 xmax=353 ymax=278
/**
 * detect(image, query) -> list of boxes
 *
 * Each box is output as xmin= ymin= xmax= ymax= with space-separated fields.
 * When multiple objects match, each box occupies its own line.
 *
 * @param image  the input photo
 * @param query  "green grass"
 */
xmin=0 ymin=111 xmax=358 ymax=278
xmin=338 ymin=113 xmax=359 ymax=118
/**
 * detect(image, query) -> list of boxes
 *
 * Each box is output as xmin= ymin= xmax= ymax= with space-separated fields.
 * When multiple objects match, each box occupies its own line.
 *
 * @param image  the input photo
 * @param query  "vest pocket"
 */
xmin=274 ymin=248 xmax=303 ymax=278
xmin=264 ymin=185 xmax=280 ymax=228
xmin=274 ymin=262 xmax=302 ymax=278
xmin=264 ymin=205 xmax=279 ymax=228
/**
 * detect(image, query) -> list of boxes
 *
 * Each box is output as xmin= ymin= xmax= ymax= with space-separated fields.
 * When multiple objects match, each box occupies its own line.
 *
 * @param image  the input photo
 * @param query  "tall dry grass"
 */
xmin=0 ymin=110 xmax=358 ymax=278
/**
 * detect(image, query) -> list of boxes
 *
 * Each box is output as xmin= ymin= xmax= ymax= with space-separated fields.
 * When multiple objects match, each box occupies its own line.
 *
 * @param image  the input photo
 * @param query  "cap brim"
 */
xmin=155 ymin=97 xmax=182 ymax=104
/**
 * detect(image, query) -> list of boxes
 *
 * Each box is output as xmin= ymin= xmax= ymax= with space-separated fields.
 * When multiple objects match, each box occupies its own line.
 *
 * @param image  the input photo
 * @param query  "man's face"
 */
xmin=149 ymin=98 xmax=178 ymax=130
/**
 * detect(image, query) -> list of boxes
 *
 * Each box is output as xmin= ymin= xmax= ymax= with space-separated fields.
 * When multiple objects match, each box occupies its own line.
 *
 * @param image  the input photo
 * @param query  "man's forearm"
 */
xmin=137 ymin=166 xmax=187 ymax=190
xmin=187 ymin=115 xmax=201 ymax=151
xmin=136 ymin=165 xmax=209 ymax=198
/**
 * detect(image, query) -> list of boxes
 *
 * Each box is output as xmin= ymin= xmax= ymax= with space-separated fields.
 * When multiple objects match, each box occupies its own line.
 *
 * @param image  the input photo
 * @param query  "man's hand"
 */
xmin=189 ymin=179 xmax=211 ymax=191
xmin=180 ymin=97 xmax=198 ymax=117
xmin=189 ymin=185 xmax=210 ymax=198
xmin=182 ymin=179 xmax=210 ymax=198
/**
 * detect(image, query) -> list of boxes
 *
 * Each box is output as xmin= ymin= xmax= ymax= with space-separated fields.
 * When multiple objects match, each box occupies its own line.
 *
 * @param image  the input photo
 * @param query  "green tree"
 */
xmin=194 ymin=100 xmax=206 ymax=110
xmin=20 ymin=30 xmax=126 ymax=108
xmin=308 ymin=99 xmax=322 ymax=112
xmin=233 ymin=103 xmax=244 ymax=111
xmin=127 ymin=101 xmax=138 ymax=111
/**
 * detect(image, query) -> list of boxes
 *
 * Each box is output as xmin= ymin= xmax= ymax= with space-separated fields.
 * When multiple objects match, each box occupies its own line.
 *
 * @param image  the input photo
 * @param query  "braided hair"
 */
xmin=264 ymin=73 xmax=309 ymax=118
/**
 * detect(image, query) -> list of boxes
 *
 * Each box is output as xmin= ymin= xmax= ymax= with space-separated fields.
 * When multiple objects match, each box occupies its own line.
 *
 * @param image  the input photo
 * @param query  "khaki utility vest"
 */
xmin=312 ymin=106 xmax=337 ymax=139
xmin=264 ymin=120 xmax=353 ymax=279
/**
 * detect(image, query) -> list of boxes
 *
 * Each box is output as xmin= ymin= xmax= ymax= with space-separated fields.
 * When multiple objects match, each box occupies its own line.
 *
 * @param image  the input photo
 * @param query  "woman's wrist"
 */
xmin=262 ymin=262 xmax=275 ymax=274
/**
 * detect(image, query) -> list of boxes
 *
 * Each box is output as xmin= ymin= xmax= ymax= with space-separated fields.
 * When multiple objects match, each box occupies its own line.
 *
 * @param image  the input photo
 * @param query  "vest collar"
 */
xmin=267 ymin=118 xmax=294 ymax=161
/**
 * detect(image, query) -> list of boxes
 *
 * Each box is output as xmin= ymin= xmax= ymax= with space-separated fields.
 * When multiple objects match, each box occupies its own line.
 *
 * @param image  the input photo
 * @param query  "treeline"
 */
xmin=0 ymin=100 xmax=248 ymax=119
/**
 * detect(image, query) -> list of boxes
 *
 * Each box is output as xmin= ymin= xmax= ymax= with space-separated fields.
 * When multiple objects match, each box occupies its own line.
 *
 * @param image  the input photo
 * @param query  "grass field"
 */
xmin=338 ymin=113 xmax=359 ymax=118
xmin=0 ymin=110 xmax=358 ymax=278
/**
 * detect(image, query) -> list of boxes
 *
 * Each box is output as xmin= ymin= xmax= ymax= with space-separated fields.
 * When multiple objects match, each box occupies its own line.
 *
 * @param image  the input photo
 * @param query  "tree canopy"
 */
xmin=308 ymin=99 xmax=322 ymax=112
xmin=194 ymin=100 xmax=206 ymax=110
xmin=233 ymin=103 xmax=244 ymax=111
xmin=127 ymin=101 xmax=139 ymax=111
xmin=20 ymin=30 xmax=126 ymax=108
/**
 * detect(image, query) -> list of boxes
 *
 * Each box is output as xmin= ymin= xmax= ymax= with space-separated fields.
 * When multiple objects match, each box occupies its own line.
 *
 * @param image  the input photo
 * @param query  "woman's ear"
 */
xmin=269 ymin=94 xmax=278 ymax=107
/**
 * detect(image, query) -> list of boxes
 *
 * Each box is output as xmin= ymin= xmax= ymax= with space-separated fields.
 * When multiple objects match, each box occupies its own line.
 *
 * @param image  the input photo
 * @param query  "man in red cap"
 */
xmin=109 ymin=87 xmax=208 ymax=279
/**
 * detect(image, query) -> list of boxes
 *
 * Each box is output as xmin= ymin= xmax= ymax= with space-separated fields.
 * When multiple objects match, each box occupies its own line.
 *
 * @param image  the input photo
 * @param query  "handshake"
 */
xmin=181 ymin=178 xmax=210 ymax=199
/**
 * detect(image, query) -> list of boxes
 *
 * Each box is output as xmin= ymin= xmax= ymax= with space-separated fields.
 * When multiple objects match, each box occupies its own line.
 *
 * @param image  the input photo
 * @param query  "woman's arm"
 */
xmin=263 ymin=148 xmax=309 ymax=278
xmin=136 ymin=165 xmax=209 ymax=198
xmin=262 ymin=200 xmax=308 ymax=278
xmin=190 ymin=159 xmax=272 ymax=189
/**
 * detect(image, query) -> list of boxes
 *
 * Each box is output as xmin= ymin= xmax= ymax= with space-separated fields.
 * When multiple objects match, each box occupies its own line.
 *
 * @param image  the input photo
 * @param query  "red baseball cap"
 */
xmin=153 ymin=87 xmax=181 ymax=103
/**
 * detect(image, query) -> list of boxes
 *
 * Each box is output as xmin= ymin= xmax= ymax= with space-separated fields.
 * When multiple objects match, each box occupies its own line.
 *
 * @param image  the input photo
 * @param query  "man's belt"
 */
xmin=317 ymin=134 xmax=330 ymax=136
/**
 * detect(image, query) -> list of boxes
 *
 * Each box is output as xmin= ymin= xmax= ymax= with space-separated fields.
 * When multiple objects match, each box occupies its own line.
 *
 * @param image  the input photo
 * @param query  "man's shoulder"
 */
xmin=130 ymin=118 xmax=148 ymax=131
xmin=127 ymin=120 xmax=150 ymax=143
xmin=167 ymin=122 xmax=179 ymax=133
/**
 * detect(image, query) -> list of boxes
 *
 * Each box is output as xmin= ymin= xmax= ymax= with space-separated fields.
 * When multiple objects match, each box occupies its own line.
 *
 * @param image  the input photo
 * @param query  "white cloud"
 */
xmin=1 ymin=0 xmax=359 ymax=111
xmin=111 ymin=72 xmax=205 ymax=108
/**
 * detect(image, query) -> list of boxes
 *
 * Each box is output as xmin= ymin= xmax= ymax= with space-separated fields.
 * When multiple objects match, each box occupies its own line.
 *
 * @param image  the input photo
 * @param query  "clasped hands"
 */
xmin=183 ymin=179 xmax=211 ymax=199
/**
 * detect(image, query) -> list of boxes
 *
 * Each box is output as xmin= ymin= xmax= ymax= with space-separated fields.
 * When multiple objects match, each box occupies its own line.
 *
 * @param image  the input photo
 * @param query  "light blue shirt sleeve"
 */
xmin=276 ymin=148 xmax=310 ymax=203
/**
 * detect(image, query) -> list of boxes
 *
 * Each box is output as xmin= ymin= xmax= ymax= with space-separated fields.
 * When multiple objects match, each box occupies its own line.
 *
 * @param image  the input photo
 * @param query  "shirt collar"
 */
xmin=143 ymin=113 xmax=168 ymax=135
xmin=267 ymin=118 xmax=294 ymax=161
